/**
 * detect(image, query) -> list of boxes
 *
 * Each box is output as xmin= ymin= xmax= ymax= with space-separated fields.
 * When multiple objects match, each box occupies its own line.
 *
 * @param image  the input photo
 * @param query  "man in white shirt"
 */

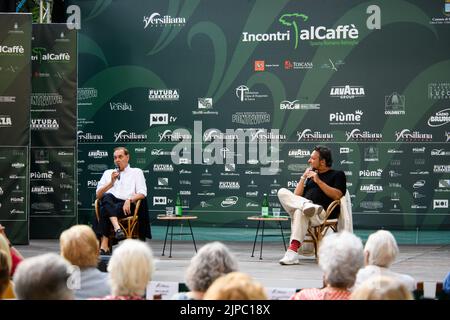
xmin=95 ymin=147 xmax=147 ymax=255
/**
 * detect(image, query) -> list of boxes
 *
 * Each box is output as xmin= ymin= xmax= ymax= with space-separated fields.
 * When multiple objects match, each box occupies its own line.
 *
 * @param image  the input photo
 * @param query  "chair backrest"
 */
xmin=337 ymin=190 xmax=353 ymax=233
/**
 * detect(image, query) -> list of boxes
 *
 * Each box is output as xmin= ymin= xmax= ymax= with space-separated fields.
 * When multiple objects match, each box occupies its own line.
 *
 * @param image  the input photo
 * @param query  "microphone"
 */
xmin=115 ymin=164 xmax=120 ymax=180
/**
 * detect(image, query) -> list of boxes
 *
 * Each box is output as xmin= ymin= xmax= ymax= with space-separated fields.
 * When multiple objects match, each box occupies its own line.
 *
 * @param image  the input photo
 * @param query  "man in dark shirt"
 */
xmin=278 ymin=145 xmax=346 ymax=265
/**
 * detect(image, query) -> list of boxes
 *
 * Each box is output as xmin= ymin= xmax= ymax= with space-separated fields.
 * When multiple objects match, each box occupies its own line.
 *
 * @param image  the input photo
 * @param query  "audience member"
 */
xmin=172 ymin=241 xmax=238 ymax=300
xmin=13 ymin=253 xmax=74 ymax=300
xmin=203 ymin=272 xmax=267 ymax=300
xmin=0 ymin=250 xmax=10 ymax=299
xmin=0 ymin=234 xmax=15 ymax=299
xmin=443 ymin=272 xmax=450 ymax=294
xmin=351 ymin=275 xmax=413 ymax=300
xmin=354 ymin=230 xmax=415 ymax=291
xmin=0 ymin=224 xmax=24 ymax=275
xmin=290 ymin=231 xmax=364 ymax=300
xmin=60 ymin=225 xmax=111 ymax=299
xmin=99 ymin=239 xmax=154 ymax=300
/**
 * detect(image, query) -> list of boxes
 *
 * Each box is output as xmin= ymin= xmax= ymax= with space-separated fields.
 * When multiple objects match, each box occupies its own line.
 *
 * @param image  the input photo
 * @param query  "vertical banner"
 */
xmin=0 ymin=13 xmax=32 ymax=244
xmin=30 ymin=24 xmax=77 ymax=238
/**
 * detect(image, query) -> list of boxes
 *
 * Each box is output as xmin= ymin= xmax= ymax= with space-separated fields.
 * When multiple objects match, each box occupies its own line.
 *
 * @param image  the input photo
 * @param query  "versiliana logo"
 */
xmin=143 ymin=13 xmax=186 ymax=28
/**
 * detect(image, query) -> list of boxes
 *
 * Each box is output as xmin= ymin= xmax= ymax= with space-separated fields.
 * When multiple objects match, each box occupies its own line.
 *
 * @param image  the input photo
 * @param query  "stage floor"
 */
xmin=16 ymin=237 xmax=450 ymax=291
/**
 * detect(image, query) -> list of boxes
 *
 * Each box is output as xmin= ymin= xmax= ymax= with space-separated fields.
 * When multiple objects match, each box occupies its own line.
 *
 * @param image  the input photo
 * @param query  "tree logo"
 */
xmin=279 ymin=13 xmax=309 ymax=49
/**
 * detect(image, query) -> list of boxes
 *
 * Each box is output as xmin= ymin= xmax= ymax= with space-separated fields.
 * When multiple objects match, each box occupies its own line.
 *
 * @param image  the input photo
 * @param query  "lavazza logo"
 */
xmin=143 ymin=13 xmax=186 ymax=28
xmin=330 ymin=85 xmax=365 ymax=99
xmin=148 ymin=89 xmax=179 ymax=101
xmin=288 ymin=149 xmax=310 ymax=158
xmin=0 ymin=115 xmax=12 ymax=127
xmin=88 ymin=150 xmax=108 ymax=159
xmin=360 ymin=184 xmax=383 ymax=193
xmin=329 ymin=110 xmax=363 ymax=125
xmin=31 ymin=186 xmax=54 ymax=195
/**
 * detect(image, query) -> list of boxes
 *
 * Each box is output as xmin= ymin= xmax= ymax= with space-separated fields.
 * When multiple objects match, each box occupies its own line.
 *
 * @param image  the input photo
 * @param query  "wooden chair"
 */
xmin=303 ymin=198 xmax=341 ymax=259
xmin=94 ymin=198 xmax=142 ymax=249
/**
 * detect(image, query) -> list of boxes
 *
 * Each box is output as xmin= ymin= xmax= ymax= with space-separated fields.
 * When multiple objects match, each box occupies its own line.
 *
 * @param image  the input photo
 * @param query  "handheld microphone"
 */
xmin=115 ymin=164 xmax=120 ymax=180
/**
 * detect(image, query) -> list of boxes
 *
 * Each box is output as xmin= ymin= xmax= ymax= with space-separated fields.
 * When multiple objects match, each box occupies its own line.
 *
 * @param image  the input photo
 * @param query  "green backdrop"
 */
xmin=73 ymin=0 xmax=450 ymax=231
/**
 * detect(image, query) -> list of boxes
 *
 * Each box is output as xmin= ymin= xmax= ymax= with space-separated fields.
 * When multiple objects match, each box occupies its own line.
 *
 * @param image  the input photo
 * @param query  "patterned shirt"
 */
xmin=290 ymin=287 xmax=351 ymax=300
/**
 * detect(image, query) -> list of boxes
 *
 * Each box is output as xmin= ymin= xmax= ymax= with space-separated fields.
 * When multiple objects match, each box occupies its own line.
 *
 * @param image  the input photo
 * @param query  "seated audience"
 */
xmin=59 ymin=225 xmax=111 ymax=299
xmin=0 ymin=234 xmax=15 ymax=299
xmin=444 ymin=272 xmax=450 ymax=294
xmin=290 ymin=231 xmax=364 ymax=300
xmin=172 ymin=241 xmax=238 ymax=300
xmin=0 ymin=250 xmax=10 ymax=299
xmin=13 ymin=253 xmax=74 ymax=300
xmin=98 ymin=239 xmax=154 ymax=300
xmin=203 ymin=272 xmax=267 ymax=300
xmin=0 ymin=224 xmax=24 ymax=276
xmin=354 ymin=230 xmax=415 ymax=291
xmin=351 ymin=275 xmax=413 ymax=300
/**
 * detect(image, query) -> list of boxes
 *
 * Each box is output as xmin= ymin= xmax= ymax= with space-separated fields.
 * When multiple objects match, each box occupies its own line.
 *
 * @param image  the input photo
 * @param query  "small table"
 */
xmin=157 ymin=215 xmax=198 ymax=258
xmin=247 ymin=216 xmax=289 ymax=260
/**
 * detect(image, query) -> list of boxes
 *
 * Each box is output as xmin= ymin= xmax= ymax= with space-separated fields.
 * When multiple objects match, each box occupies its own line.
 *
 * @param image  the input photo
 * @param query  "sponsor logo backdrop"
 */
xmin=71 ymin=0 xmax=450 ymax=230
xmin=0 ymin=13 xmax=32 ymax=244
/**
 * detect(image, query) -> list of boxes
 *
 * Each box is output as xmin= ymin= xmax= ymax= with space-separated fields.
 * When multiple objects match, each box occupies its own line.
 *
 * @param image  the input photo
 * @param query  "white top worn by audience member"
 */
xmin=354 ymin=230 xmax=415 ymax=292
xmin=74 ymin=268 xmax=111 ymax=300
xmin=355 ymin=265 xmax=415 ymax=292
xmin=96 ymin=164 xmax=147 ymax=200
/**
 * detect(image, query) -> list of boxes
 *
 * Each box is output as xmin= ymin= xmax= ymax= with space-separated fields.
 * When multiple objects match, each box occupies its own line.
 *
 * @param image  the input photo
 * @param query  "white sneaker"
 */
xmin=279 ymin=249 xmax=300 ymax=265
xmin=302 ymin=202 xmax=323 ymax=218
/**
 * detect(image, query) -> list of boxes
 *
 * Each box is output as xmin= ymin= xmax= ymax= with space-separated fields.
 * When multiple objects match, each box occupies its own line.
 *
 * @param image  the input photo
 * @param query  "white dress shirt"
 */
xmin=96 ymin=165 xmax=147 ymax=200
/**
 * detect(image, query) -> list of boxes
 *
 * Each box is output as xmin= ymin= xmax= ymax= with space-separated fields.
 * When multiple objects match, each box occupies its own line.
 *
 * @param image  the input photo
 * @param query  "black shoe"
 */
xmin=99 ymin=249 xmax=111 ymax=256
xmin=115 ymin=229 xmax=126 ymax=241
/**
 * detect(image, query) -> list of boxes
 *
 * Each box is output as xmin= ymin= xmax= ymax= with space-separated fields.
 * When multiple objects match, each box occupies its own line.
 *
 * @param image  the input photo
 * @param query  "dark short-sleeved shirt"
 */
xmin=303 ymin=169 xmax=346 ymax=219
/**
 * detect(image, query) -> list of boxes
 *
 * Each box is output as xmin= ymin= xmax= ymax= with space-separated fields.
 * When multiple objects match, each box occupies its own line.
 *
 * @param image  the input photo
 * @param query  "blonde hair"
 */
xmin=60 ymin=225 xmax=99 ymax=268
xmin=107 ymin=239 xmax=154 ymax=297
xmin=0 ymin=234 xmax=11 ymax=274
xmin=0 ymin=250 xmax=10 ymax=296
xmin=203 ymin=272 xmax=267 ymax=300
xmin=351 ymin=276 xmax=413 ymax=300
